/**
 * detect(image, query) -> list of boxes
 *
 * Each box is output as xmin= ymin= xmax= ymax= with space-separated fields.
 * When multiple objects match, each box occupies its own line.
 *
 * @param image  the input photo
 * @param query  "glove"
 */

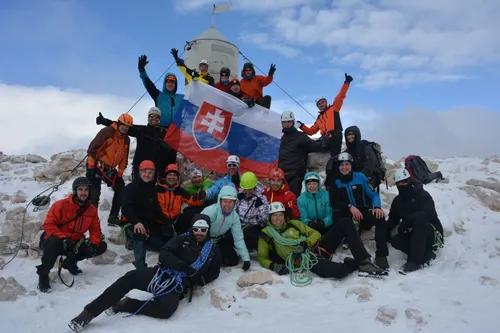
xmin=62 ymin=238 xmax=74 ymax=254
xmin=96 ymin=112 xmax=105 ymax=125
xmin=197 ymin=190 xmax=206 ymax=201
xmin=191 ymin=70 xmax=200 ymax=78
xmin=285 ymin=207 xmax=293 ymax=218
xmin=86 ymin=168 xmax=96 ymax=179
xmin=308 ymin=220 xmax=325 ymax=233
xmin=170 ymin=48 xmax=179 ymax=60
xmin=344 ymin=73 xmax=353 ymax=84
xmin=85 ymin=243 xmax=98 ymax=257
xmin=138 ymin=55 xmax=148 ymax=72
xmin=244 ymin=99 xmax=255 ymax=108
xmin=242 ymin=261 xmax=251 ymax=271
xmin=294 ymin=241 xmax=308 ymax=255
xmin=297 ymin=120 xmax=304 ymax=128
xmin=271 ymin=263 xmax=288 ymax=275
xmin=268 ymin=64 xmax=276 ymax=76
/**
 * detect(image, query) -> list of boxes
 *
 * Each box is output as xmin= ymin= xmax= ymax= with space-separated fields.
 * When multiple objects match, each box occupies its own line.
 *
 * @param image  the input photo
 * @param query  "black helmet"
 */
xmin=32 ymin=195 xmax=51 ymax=208
xmin=243 ymin=62 xmax=254 ymax=69
xmin=220 ymin=67 xmax=230 ymax=75
xmin=72 ymin=177 xmax=92 ymax=195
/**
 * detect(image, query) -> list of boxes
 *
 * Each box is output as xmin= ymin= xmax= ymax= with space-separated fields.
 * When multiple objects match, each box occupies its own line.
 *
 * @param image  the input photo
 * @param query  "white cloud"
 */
xmin=173 ymin=0 xmax=311 ymax=12
xmin=1 ymin=83 xmax=499 ymax=162
xmin=238 ymin=33 xmax=301 ymax=58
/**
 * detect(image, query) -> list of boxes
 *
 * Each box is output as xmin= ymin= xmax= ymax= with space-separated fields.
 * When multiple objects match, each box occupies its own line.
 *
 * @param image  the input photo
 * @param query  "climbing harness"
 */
xmin=126 ymin=234 xmax=214 ymax=317
xmin=264 ymin=226 xmax=318 ymax=287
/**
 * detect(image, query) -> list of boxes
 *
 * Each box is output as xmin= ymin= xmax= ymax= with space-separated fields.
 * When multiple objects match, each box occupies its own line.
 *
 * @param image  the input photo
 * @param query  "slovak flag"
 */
xmin=164 ymin=81 xmax=281 ymax=177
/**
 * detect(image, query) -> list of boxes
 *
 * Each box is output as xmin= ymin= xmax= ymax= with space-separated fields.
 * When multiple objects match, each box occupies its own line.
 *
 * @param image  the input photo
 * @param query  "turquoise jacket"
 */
xmin=201 ymin=185 xmax=250 ymax=262
xmin=297 ymin=171 xmax=333 ymax=227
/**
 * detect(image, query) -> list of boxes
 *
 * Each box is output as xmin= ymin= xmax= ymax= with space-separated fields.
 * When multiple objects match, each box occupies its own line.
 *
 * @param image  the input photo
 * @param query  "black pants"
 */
xmin=216 ymin=233 xmax=240 ymax=267
xmin=320 ymin=131 xmax=343 ymax=158
xmin=125 ymin=227 xmax=169 ymax=269
xmin=284 ymin=170 xmax=306 ymax=197
xmin=84 ymin=267 xmax=181 ymax=319
xmin=390 ymin=216 xmax=435 ymax=265
xmin=255 ymin=95 xmax=271 ymax=109
xmin=89 ymin=168 xmax=125 ymax=217
xmin=36 ymin=236 xmax=107 ymax=276
xmin=357 ymin=208 xmax=389 ymax=258
xmin=242 ymin=224 xmax=264 ymax=251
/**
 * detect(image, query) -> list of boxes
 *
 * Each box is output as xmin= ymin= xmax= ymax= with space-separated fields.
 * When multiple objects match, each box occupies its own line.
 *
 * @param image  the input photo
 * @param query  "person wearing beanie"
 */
xmin=240 ymin=61 xmax=275 ymax=108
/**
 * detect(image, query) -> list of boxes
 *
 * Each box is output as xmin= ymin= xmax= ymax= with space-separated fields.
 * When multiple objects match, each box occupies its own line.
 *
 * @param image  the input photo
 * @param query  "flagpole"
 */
xmin=211 ymin=4 xmax=215 ymax=27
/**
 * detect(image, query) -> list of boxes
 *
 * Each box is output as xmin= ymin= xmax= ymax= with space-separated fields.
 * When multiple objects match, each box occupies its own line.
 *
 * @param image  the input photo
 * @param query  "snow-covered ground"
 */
xmin=1 ymin=154 xmax=500 ymax=333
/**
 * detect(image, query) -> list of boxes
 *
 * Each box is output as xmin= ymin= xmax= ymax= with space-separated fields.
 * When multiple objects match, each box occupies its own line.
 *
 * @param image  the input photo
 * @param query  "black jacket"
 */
xmin=278 ymin=127 xmax=323 ymax=172
xmin=100 ymin=117 xmax=170 ymax=173
xmin=159 ymin=227 xmax=221 ymax=286
xmin=386 ymin=179 xmax=444 ymax=237
xmin=121 ymin=178 xmax=168 ymax=230
xmin=344 ymin=126 xmax=376 ymax=178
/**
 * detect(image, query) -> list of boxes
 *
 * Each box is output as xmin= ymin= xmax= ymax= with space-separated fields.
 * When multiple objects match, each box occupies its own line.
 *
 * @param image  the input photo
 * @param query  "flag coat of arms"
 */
xmin=164 ymin=81 xmax=282 ymax=177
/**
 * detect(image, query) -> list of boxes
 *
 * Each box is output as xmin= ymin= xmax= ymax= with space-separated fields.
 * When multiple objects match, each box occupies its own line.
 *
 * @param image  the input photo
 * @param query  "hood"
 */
xmin=217 ymin=185 xmax=238 ymax=204
xmin=241 ymin=67 xmax=256 ymax=80
xmin=162 ymin=72 xmax=178 ymax=94
xmin=303 ymin=171 xmax=325 ymax=195
xmin=410 ymin=178 xmax=423 ymax=193
xmin=344 ymin=125 xmax=361 ymax=148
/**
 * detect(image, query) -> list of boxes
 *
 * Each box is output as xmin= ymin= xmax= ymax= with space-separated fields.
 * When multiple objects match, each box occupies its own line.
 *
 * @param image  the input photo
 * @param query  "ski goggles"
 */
xmin=192 ymin=227 xmax=209 ymax=233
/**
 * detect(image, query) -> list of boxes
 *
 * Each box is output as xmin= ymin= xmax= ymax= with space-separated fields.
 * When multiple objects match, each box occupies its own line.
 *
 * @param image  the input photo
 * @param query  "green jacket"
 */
xmin=257 ymin=219 xmax=321 ymax=269
xmin=184 ymin=177 xmax=213 ymax=195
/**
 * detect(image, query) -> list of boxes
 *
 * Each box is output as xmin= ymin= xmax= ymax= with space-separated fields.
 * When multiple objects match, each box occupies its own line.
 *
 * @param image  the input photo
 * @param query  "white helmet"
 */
xmin=199 ymin=59 xmax=209 ymax=66
xmin=394 ymin=168 xmax=411 ymax=183
xmin=226 ymin=155 xmax=240 ymax=166
xmin=315 ymin=96 xmax=327 ymax=105
xmin=191 ymin=168 xmax=203 ymax=178
xmin=269 ymin=202 xmax=286 ymax=215
xmin=337 ymin=152 xmax=353 ymax=163
xmin=281 ymin=111 xmax=295 ymax=122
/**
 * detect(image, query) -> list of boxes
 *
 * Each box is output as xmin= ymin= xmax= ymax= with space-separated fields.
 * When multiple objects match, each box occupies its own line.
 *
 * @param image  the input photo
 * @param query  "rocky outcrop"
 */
xmin=237 ymin=271 xmax=273 ymax=288
xmin=376 ymin=306 xmax=398 ymax=326
xmin=33 ymin=149 xmax=87 ymax=181
xmin=0 ymin=277 xmax=29 ymax=301
xmin=210 ymin=289 xmax=236 ymax=310
xmin=1 ymin=207 xmax=44 ymax=247
xmin=460 ymin=179 xmax=500 ymax=212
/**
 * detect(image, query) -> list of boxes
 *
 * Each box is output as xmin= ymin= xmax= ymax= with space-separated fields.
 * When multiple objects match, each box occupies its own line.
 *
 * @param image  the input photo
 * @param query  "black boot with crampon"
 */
xmin=68 ymin=310 xmax=94 ymax=332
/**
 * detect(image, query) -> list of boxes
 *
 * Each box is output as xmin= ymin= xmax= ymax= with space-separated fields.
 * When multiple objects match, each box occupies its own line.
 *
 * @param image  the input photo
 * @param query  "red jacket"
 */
xmin=215 ymin=81 xmax=230 ymax=92
xmin=42 ymin=195 xmax=101 ymax=245
xmin=263 ymin=185 xmax=299 ymax=219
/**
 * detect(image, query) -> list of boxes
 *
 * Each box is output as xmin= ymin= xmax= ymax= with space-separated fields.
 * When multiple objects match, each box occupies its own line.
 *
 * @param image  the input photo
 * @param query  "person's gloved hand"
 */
xmin=96 ymin=112 xmax=105 ymax=125
xmin=242 ymin=261 xmax=251 ymax=271
xmin=85 ymin=243 xmax=98 ymax=257
xmin=344 ymin=73 xmax=353 ymax=84
xmin=268 ymin=64 xmax=276 ymax=76
xmin=138 ymin=55 xmax=148 ymax=72
xmin=62 ymin=238 xmax=74 ymax=254
xmin=86 ymin=168 xmax=96 ymax=179
xmin=170 ymin=48 xmax=179 ymax=60
xmin=271 ymin=263 xmax=288 ymax=275
xmin=285 ymin=207 xmax=293 ymax=218
xmin=244 ymin=99 xmax=255 ymax=108
xmin=308 ymin=220 xmax=325 ymax=233
xmin=297 ymin=120 xmax=304 ymax=128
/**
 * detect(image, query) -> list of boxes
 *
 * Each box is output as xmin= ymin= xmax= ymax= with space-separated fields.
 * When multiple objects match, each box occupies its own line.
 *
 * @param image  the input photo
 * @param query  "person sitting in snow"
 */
xmin=240 ymin=62 xmax=275 ymax=108
xmin=68 ymin=214 xmax=221 ymax=332
xmin=121 ymin=161 xmax=173 ymax=269
xmin=278 ymin=111 xmax=323 ymax=196
xmin=226 ymin=77 xmax=256 ymax=107
xmin=96 ymin=107 xmax=173 ymax=185
xmin=86 ymin=113 xmax=131 ymax=226
xmin=137 ymin=55 xmax=184 ymax=128
xmin=235 ymin=172 xmax=270 ymax=250
xmin=156 ymin=164 xmax=205 ymax=235
xmin=328 ymin=152 xmax=390 ymax=271
xmin=297 ymin=172 xmax=333 ymax=235
xmin=202 ymin=185 xmax=251 ymax=270
xmin=36 ymin=177 xmax=107 ymax=293
xmin=258 ymin=202 xmax=385 ymax=278
xmin=387 ymin=169 xmax=444 ymax=274
xmin=263 ymin=168 xmax=300 ymax=220
xmin=171 ymin=48 xmax=215 ymax=86
xmin=204 ymin=155 xmax=241 ymax=201
xmin=215 ymin=67 xmax=231 ymax=92
xmin=298 ymin=73 xmax=353 ymax=158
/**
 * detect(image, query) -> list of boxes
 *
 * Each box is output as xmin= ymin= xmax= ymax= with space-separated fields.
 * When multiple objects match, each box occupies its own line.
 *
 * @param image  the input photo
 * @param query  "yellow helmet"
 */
xmin=240 ymin=171 xmax=258 ymax=190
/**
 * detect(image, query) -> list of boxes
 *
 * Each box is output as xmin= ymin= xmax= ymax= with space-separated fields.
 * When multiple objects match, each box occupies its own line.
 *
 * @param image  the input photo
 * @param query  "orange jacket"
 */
xmin=301 ymin=83 xmax=350 ymax=136
xmin=156 ymin=184 xmax=203 ymax=220
xmin=240 ymin=74 xmax=273 ymax=99
xmin=42 ymin=195 xmax=101 ymax=245
xmin=87 ymin=123 xmax=130 ymax=175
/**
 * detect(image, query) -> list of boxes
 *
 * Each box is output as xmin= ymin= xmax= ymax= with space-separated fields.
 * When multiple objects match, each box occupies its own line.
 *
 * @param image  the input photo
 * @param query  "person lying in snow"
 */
xmin=258 ymin=202 xmax=385 ymax=278
xmin=36 ymin=177 xmax=107 ymax=293
xmin=68 ymin=214 xmax=221 ymax=332
xmin=171 ymin=48 xmax=215 ymax=86
xmin=387 ymin=169 xmax=444 ymax=274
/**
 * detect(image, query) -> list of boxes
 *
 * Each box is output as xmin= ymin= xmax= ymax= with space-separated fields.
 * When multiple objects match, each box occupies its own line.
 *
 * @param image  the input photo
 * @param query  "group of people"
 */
xmin=31 ymin=53 xmax=445 ymax=332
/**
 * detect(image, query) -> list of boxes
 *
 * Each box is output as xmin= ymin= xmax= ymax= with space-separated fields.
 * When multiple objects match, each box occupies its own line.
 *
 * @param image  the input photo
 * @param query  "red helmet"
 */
xmin=269 ymin=168 xmax=285 ymax=180
xmin=165 ymin=164 xmax=180 ymax=176
xmin=139 ymin=160 xmax=155 ymax=171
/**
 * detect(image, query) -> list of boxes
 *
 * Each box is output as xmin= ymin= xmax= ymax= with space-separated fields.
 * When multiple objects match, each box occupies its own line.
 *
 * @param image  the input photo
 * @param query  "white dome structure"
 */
xmin=183 ymin=26 xmax=239 ymax=83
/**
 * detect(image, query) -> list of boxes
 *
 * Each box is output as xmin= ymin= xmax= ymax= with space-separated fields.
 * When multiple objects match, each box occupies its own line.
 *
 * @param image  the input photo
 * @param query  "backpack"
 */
xmin=404 ymin=155 xmax=444 ymax=185
xmin=361 ymin=140 xmax=386 ymax=183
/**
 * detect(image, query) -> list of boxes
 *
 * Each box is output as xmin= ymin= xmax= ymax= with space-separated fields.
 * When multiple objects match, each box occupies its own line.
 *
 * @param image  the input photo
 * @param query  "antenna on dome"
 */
xmin=211 ymin=2 xmax=231 ymax=27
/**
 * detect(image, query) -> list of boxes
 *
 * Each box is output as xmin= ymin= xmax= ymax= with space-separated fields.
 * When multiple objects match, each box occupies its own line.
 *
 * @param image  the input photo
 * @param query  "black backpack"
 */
xmin=361 ymin=140 xmax=386 ymax=184
xmin=404 ymin=155 xmax=444 ymax=185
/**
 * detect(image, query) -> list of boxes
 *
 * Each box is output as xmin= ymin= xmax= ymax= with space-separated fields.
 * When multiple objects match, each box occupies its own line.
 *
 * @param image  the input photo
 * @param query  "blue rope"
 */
xmin=125 ymin=234 xmax=213 ymax=318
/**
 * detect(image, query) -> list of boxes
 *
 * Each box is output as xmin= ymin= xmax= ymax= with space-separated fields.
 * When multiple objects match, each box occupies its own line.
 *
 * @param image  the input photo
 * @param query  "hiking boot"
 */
xmin=107 ymin=215 xmax=122 ymax=227
xmin=399 ymin=261 xmax=421 ymax=275
xmin=105 ymin=296 xmax=131 ymax=316
xmin=68 ymin=310 xmax=94 ymax=332
xmin=423 ymin=251 xmax=437 ymax=266
xmin=343 ymin=257 xmax=358 ymax=273
xmin=358 ymin=258 xmax=388 ymax=277
xmin=375 ymin=256 xmax=390 ymax=270
xmin=62 ymin=259 xmax=83 ymax=276
xmin=37 ymin=275 xmax=51 ymax=293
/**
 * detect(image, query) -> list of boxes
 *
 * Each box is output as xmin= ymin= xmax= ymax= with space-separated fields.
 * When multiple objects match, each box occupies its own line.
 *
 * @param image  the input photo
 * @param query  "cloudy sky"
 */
xmin=1 ymin=0 xmax=499 ymax=159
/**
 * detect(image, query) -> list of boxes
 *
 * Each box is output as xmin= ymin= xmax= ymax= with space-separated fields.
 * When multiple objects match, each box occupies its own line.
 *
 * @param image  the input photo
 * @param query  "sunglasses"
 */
xmin=227 ymin=163 xmax=238 ymax=168
xmin=221 ymin=73 xmax=229 ymax=77
xmin=244 ymin=69 xmax=253 ymax=72
xmin=192 ymin=227 xmax=208 ymax=233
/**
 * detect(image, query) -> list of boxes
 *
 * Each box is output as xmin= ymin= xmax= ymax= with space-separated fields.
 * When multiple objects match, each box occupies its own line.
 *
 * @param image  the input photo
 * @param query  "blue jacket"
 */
xmin=201 ymin=186 xmax=250 ymax=262
xmin=331 ymin=172 xmax=381 ymax=212
xmin=139 ymin=71 xmax=184 ymax=127
xmin=205 ymin=174 xmax=238 ymax=201
xmin=297 ymin=172 xmax=333 ymax=227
